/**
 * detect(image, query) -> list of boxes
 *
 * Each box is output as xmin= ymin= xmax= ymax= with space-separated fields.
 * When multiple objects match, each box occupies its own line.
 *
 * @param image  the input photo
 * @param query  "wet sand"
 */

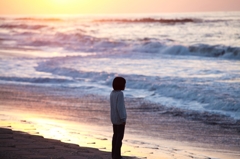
xmin=0 ymin=84 xmax=240 ymax=159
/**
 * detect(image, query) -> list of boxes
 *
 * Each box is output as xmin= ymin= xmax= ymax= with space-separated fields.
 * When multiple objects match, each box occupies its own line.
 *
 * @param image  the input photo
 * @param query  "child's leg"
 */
xmin=112 ymin=125 xmax=125 ymax=159
xmin=112 ymin=125 xmax=117 ymax=158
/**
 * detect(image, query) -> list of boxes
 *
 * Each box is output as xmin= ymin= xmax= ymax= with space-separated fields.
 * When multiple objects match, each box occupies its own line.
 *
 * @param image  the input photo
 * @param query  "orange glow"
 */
xmin=0 ymin=0 xmax=239 ymax=15
xmin=47 ymin=0 xmax=90 ymax=14
xmin=51 ymin=0 xmax=79 ymax=4
xmin=0 ymin=0 xmax=103 ymax=15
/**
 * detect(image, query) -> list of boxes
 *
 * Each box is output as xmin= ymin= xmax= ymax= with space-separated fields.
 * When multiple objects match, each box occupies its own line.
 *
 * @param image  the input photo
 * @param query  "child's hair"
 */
xmin=112 ymin=77 xmax=126 ymax=90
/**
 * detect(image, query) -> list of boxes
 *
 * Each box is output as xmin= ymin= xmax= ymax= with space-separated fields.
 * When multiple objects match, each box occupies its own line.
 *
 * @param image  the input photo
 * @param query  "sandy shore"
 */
xmin=0 ymin=127 xmax=138 ymax=159
xmin=0 ymin=84 xmax=240 ymax=159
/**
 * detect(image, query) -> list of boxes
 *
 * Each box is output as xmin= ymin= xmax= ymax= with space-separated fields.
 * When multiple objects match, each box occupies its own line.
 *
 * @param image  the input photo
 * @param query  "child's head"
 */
xmin=112 ymin=77 xmax=126 ymax=90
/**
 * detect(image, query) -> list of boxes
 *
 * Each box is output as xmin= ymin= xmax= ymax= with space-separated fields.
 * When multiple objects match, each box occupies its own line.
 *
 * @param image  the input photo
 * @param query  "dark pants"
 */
xmin=112 ymin=124 xmax=125 ymax=159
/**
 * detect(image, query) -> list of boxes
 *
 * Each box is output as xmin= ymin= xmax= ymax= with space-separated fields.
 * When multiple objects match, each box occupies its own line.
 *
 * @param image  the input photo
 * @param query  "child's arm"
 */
xmin=117 ymin=92 xmax=127 ymax=124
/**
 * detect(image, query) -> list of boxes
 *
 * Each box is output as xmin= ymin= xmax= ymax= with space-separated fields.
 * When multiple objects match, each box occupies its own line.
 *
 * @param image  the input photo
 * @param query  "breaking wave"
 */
xmin=137 ymin=43 xmax=240 ymax=59
xmin=93 ymin=18 xmax=233 ymax=24
xmin=0 ymin=23 xmax=48 ymax=30
xmin=188 ymin=44 xmax=240 ymax=59
xmin=0 ymin=76 xmax=73 ymax=84
xmin=34 ymin=58 xmax=240 ymax=120
xmin=15 ymin=17 xmax=63 ymax=22
xmin=0 ymin=15 xmax=239 ymax=61
xmin=94 ymin=18 xmax=196 ymax=24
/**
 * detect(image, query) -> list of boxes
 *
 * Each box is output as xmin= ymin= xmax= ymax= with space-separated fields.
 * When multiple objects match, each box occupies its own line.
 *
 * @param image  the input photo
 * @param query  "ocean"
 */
xmin=0 ymin=12 xmax=239 ymax=119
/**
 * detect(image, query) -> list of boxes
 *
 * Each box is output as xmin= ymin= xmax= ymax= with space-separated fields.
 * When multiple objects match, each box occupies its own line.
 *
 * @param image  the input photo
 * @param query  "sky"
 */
xmin=0 ymin=0 xmax=240 ymax=15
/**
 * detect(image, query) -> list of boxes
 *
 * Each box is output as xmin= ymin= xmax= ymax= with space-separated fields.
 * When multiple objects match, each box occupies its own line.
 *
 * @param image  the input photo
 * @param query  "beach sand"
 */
xmin=0 ymin=127 xmax=138 ymax=159
xmin=0 ymin=84 xmax=240 ymax=159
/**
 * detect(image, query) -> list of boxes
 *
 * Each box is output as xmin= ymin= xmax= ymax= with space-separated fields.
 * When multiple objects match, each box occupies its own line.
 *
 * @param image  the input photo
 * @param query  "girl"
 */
xmin=110 ymin=77 xmax=127 ymax=159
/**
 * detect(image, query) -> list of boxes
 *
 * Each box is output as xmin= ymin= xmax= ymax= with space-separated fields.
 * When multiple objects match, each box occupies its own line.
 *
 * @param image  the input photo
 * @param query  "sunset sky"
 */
xmin=0 ymin=0 xmax=240 ymax=15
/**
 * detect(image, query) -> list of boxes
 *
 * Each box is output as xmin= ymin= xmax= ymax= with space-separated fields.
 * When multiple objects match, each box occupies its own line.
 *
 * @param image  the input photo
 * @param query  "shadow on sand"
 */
xmin=0 ymin=128 xmax=139 ymax=159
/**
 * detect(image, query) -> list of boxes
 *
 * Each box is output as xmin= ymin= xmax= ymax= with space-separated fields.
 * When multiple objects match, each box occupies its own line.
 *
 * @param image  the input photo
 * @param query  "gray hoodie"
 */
xmin=110 ymin=90 xmax=127 ymax=125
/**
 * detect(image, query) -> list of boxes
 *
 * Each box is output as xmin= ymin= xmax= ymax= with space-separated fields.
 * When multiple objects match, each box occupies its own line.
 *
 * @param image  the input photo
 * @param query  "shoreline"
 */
xmin=0 ymin=83 xmax=240 ymax=159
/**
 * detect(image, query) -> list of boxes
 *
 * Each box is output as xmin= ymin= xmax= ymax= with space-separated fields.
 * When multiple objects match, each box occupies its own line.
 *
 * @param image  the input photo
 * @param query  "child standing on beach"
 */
xmin=110 ymin=77 xmax=127 ymax=159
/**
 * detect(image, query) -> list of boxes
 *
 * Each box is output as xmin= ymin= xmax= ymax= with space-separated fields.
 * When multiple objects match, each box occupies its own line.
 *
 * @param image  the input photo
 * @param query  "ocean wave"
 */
xmin=94 ymin=18 xmax=196 ymax=24
xmin=0 ymin=16 xmax=239 ymax=60
xmin=35 ymin=58 xmax=240 ymax=119
xmin=0 ymin=76 xmax=73 ymax=84
xmin=15 ymin=17 xmax=63 ymax=22
xmin=93 ymin=18 xmax=237 ymax=25
xmin=37 ymin=34 xmax=240 ymax=60
xmin=53 ymin=32 xmax=127 ymax=52
xmin=35 ymin=61 xmax=114 ymax=83
xmin=132 ymin=41 xmax=240 ymax=59
xmin=1 ymin=24 xmax=239 ymax=60
xmin=188 ymin=44 xmax=240 ymax=59
xmin=0 ymin=23 xmax=47 ymax=30
xmin=94 ymin=17 xmax=235 ymax=24
xmin=38 ymin=32 xmax=240 ymax=60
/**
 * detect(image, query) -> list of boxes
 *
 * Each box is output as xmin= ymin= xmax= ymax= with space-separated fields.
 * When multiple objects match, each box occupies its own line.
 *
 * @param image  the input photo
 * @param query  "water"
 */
xmin=0 ymin=12 xmax=240 ymax=121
